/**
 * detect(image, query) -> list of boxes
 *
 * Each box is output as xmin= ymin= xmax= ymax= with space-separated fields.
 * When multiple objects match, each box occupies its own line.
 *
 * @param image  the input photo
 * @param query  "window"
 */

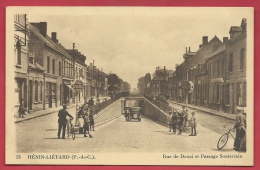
xmin=52 ymin=59 xmax=55 ymax=74
xmin=16 ymin=41 xmax=21 ymax=65
xmin=228 ymin=53 xmax=233 ymax=72
xmin=47 ymin=57 xmax=50 ymax=73
xmin=218 ymin=60 xmax=221 ymax=76
xmin=210 ymin=64 xmax=213 ymax=77
xmin=240 ymin=48 xmax=245 ymax=70
xmin=35 ymin=81 xmax=38 ymax=102
xmin=59 ymin=61 xmax=61 ymax=76
xmin=40 ymin=81 xmax=42 ymax=101
xmin=225 ymin=84 xmax=230 ymax=104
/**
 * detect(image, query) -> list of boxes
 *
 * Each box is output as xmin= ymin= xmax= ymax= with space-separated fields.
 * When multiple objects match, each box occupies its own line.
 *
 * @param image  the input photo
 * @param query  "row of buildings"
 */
xmin=14 ymin=14 xmax=119 ymax=113
xmin=139 ymin=18 xmax=247 ymax=114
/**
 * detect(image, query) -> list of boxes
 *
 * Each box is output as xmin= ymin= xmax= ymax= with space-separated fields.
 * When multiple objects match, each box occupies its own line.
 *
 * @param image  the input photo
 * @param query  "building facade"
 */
xmin=14 ymin=14 xmax=30 ymax=113
xmin=225 ymin=19 xmax=247 ymax=114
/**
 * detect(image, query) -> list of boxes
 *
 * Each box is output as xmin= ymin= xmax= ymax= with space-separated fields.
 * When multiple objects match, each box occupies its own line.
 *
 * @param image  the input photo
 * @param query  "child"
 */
xmin=189 ymin=112 xmax=197 ymax=136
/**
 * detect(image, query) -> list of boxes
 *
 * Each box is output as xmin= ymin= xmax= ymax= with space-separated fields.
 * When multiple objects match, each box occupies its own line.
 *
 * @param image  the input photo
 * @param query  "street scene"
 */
xmin=16 ymin=105 xmax=235 ymax=153
xmin=7 ymin=7 xmax=253 ymax=165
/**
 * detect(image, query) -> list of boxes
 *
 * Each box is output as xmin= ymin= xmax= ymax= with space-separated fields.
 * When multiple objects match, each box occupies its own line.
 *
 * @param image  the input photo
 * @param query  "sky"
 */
xmin=18 ymin=7 xmax=252 ymax=90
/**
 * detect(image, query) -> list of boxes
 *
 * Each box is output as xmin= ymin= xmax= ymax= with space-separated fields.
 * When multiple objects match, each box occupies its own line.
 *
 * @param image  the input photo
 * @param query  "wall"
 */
xmin=94 ymin=98 xmax=122 ymax=125
xmin=143 ymin=99 xmax=168 ymax=125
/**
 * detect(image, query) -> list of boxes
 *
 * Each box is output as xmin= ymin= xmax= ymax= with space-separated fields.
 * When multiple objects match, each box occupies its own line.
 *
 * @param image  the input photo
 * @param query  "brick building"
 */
xmin=225 ymin=19 xmax=247 ymax=114
xmin=29 ymin=22 xmax=63 ymax=110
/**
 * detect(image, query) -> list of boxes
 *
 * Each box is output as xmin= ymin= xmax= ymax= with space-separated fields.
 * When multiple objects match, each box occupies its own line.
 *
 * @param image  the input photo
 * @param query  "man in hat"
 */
xmin=177 ymin=109 xmax=184 ymax=135
xmin=18 ymin=99 xmax=25 ymax=118
xmin=233 ymin=109 xmax=246 ymax=151
xmin=58 ymin=105 xmax=74 ymax=139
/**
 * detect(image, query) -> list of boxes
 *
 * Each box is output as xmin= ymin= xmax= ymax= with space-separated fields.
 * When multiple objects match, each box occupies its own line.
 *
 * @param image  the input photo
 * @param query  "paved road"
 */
xmin=15 ymin=105 xmax=236 ymax=153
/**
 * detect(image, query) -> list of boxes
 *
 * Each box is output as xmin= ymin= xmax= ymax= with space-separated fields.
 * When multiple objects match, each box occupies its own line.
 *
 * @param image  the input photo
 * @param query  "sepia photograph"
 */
xmin=5 ymin=7 xmax=254 ymax=165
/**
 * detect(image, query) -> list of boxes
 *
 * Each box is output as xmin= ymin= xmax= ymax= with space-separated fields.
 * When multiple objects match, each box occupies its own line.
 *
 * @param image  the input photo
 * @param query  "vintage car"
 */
xmin=129 ymin=106 xmax=141 ymax=121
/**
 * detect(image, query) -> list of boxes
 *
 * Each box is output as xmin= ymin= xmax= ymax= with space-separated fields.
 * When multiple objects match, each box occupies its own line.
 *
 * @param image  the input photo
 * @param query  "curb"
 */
xmin=168 ymin=100 xmax=235 ymax=121
xmin=14 ymin=105 xmax=76 ymax=123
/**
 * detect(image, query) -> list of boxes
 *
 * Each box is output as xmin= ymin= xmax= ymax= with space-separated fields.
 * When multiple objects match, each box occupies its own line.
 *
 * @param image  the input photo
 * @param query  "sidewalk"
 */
xmin=168 ymin=100 xmax=236 ymax=120
xmin=15 ymin=104 xmax=76 ymax=123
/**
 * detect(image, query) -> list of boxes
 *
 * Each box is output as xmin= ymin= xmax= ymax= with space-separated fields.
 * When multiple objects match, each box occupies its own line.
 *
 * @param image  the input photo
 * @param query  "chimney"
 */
xmin=223 ymin=37 xmax=228 ymax=44
xmin=199 ymin=44 xmax=203 ymax=48
xmin=51 ymin=32 xmax=57 ymax=42
xmin=189 ymin=47 xmax=190 ymax=52
xmin=202 ymin=36 xmax=208 ymax=46
xmin=39 ymin=22 xmax=47 ymax=37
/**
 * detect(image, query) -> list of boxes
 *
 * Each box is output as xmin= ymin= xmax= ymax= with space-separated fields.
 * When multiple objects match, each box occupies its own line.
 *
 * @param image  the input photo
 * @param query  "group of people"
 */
xmin=167 ymin=106 xmax=197 ymax=136
xmin=57 ymin=98 xmax=96 ymax=139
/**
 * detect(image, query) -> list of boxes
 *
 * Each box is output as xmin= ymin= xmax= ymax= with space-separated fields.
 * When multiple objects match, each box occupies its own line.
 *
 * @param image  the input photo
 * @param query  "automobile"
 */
xmin=129 ymin=106 xmax=142 ymax=122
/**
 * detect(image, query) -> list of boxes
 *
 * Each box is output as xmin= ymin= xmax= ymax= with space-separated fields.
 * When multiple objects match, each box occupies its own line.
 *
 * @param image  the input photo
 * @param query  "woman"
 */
xmin=77 ymin=107 xmax=84 ymax=134
xmin=89 ymin=110 xmax=95 ymax=131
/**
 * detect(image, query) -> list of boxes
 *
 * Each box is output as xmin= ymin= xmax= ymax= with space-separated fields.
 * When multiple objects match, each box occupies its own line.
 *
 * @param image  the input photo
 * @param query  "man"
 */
xmin=83 ymin=111 xmax=93 ymax=138
xmin=171 ymin=111 xmax=178 ymax=134
xmin=233 ymin=109 xmax=246 ymax=151
xmin=18 ymin=99 xmax=25 ymax=118
xmin=58 ymin=105 xmax=73 ymax=139
xmin=88 ymin=98 xmax=94 ymax=107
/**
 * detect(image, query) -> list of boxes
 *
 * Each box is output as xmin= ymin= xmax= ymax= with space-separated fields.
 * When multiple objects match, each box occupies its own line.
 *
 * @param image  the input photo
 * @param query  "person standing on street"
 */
xmin=58 ymin=105 xmax=73 ymax=139
xmin=167 ymin=111 xmax=173 ymax=132
xmin=171 ymin=111 xmax=178 ymax=134
xmin=189 ymin=112 xmax=197 ymax=136
xmin=18 ymin=99 xmax=25 ymax=118
xmin=83 ymin=111 xmax=93 ymax=138
xmin=77 ymin=106 xmax=84 ymax=134
xmin=177 ymin=110 xmax=184 ymax=135
xmin=89 ymin=110 xmax=95 ymax=131
xmin=233 ymin=109 xmax=246 ymax=151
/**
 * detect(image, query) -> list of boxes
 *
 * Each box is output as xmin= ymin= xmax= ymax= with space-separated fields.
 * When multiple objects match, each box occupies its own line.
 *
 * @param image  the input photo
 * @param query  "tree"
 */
xmin=107 ymin=74 xmax=121 ymax=95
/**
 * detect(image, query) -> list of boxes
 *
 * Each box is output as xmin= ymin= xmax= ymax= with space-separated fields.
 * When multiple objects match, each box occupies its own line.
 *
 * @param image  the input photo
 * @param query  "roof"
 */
xmin=29 ymin=62 xmax=45 ymax=71
xmin=198 ymin=44 xmax=226 ymax=64
xmin=29 ymin=23 xmax=72 ymax=60
xmin=229 ymin=26 xmax=242 ymax=33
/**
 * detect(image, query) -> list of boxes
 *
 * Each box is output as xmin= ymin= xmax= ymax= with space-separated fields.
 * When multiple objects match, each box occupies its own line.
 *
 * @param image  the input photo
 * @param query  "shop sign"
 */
xmin=181 ymin=81 xmax=194 ymax=93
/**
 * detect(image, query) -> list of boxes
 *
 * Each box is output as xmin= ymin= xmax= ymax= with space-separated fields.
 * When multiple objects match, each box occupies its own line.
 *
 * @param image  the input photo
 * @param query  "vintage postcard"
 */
xmin=6 ymin=7 xmax=254 ymax=165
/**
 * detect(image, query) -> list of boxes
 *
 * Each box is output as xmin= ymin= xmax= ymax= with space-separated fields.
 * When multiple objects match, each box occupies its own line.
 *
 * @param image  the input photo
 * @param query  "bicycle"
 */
xmin=217 ymin=125 xmax=235 ymax=149
xmin=67 ymin=118 xmax=75 ymax=140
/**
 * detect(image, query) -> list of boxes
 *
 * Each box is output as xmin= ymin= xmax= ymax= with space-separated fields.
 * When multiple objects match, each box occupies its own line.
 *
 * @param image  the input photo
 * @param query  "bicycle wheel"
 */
xmin=71 ymin=127 xmax=75 ymax=140
xmin=217 ymin=133 xmax=229 ymax=149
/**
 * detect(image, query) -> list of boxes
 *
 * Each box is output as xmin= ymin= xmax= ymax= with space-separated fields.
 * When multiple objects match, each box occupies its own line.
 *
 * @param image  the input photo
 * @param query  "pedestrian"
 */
xmin=124 ymin=108 xmax=129 ymax=121
xmin=18 ymin=99 xmax=25 ymax=118
xmin=83 ymin=111 xmax=93 ymax=138
xmin=58 ymin=105 xmax=74 ymax=139
xmin=171 ymin=111 xmax=178 ymax=134
xmin=177 ymin=110 xmax=184 ymax=135
xmin=89 ymin=110 xmax=95 ymax=131
xmin=88 ymin=97 xmax=94 ymax=107
xmin=233 ymin=109 xmax=246 ymax=151
xmin=167 ymin=111 xmax=173 ymax=132
xmin=189 ymin=112 xmax=197 ymax=136
xmin=77 ymin=106 xmax=84 ymax=134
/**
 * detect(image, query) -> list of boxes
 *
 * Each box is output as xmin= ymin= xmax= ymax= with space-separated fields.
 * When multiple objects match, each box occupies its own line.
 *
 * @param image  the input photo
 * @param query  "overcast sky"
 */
xmin=18 ymin=7 xmax=252 ymax=89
